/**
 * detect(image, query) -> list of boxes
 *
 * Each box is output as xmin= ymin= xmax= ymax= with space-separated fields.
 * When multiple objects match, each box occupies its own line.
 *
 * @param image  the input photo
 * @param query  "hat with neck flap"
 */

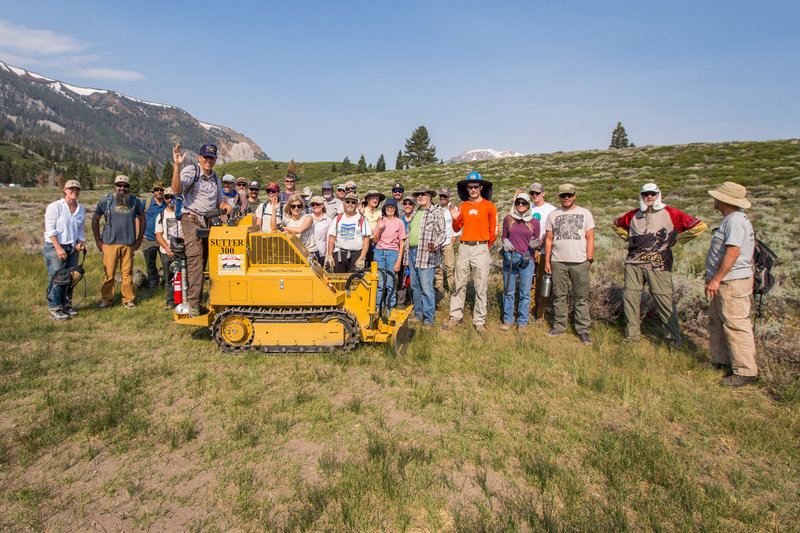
xmin=456 ymin=171 xmax=493 ymax=202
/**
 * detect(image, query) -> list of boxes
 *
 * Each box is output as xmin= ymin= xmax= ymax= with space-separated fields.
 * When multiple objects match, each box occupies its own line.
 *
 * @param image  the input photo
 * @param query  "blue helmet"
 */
xmin=456 ymin=171 xmax=493 ymax=201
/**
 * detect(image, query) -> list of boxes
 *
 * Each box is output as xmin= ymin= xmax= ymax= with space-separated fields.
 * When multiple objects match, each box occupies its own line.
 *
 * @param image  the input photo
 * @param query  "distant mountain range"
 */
xmin=0 ymin=60 xmax=268 ymax=167
xmin=445 ymin=148 xmax=524 ymax=164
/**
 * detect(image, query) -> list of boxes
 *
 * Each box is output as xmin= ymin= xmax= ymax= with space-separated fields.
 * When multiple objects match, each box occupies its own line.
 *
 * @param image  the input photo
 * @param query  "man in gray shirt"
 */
xmin=171 ymin=143 xmax=231 ymax=315
xmin=705 ymin=182 xmax=757 ymax=386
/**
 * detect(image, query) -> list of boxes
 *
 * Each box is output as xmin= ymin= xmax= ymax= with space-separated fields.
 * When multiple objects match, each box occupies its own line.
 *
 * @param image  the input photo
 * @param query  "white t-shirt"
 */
xmin=154 ymin=209 xmax=183 ymax=254
xmin=285 ymin=214 xmax=317 ymax=253
xmin=256 ymin=201 xmax=283 ymax=231
xmin=327 ymin=212 xmax=372 ymax=252
xmin=545 ymin=206 xmax=595 ymax=263
xmin=530 ymin=201 xmax=557 ymax=254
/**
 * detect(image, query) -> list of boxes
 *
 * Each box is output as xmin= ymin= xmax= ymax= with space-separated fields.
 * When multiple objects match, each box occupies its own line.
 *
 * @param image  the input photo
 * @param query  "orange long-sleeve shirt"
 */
xmin=452 ymin=198 xmax=499 ymax=247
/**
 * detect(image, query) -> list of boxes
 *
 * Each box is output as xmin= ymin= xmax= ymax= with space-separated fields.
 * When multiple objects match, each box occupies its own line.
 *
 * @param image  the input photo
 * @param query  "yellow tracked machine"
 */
xmin=172 ymin=221 xmax=413 ymax=355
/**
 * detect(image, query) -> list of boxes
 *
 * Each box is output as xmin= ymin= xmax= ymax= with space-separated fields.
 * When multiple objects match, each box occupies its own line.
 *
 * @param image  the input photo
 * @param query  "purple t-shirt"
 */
xmin=502 ymin=215 xmax=540 ymax=254
xmin=375 ymin=217 xmax=407 ymax=251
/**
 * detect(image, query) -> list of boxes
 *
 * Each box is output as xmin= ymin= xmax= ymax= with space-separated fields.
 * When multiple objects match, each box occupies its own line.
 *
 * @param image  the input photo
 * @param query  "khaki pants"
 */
xmin=434 ymin=242 xmax=456 ymax=292
xmin=449 ymin=243 xmax=490 ymax=325
xmin=623 ymin=264 xmax=681 ymax=343
xmin=181 ymin=215 xmax=208 ymax=309
xmin=531 ymin=254 xmax=550 ymax=319
xmin=709 ymin=277 xmax=757 ymax=377
xmin=551 ymin=261 xmax=591 ymax=335
xmin=101 ymin=244 xmax=135 ymax=305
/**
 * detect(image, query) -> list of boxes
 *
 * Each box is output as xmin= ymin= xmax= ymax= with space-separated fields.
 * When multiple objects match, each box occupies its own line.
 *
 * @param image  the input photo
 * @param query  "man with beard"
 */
xmin=221 ymin=174 xmax=247 ymax=222
xmin=245 ymin=181 xmax=260 ymax=214
xmin=321 ymin=180 xmax=343 ymax=219
xmin=171 ymin=143 xmax=231 ymax=316
xmin=612 ymin=183 xmax=707 ymax=346
xmin=140 ymin=182 xmax=167 ymax=288
xmin=92 ymin=175 xmax=145 ymax=309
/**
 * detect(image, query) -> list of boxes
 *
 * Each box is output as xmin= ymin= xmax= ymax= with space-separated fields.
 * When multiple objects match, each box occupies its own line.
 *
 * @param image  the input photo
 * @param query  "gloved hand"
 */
xmin=324 ymin=255 xmax=335 ymax=270
xmin=529 ymin=237 xmax=543 ymax=250
xmin=502 ymin=238 xmax=515 ymax=253
xmin=355 ymin=256 xmax=366 ymax=270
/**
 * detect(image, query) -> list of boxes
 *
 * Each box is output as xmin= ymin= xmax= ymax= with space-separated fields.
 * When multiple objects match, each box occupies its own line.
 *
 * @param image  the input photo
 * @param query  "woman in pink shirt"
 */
xmin=372 ymin=198 xmax=407 ymax=310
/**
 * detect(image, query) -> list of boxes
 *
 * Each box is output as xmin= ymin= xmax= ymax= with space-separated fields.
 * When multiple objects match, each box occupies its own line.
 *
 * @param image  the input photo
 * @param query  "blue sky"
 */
xmin=1 ymin=1 xmax=798 ymax=163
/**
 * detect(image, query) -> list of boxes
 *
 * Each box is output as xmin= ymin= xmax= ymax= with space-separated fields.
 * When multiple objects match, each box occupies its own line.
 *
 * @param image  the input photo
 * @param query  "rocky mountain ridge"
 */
xmin=0 ymin=60 xmax=269 ymax=166
xmin=445 ymin=148 xmax=524 ymax=164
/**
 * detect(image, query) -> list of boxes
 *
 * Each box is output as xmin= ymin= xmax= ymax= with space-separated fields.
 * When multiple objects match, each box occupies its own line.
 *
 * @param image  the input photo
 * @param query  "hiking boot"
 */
xmin=545 ymin=328 xmax=564 ymax=337
xmin=189 ymin=306 xmax=201 ymax=318
xmin=62 ymin=306 xmax=78 ymax=317
xmin=475 ymin=324 xmax=486 ymax=335
xmin=97 ymin=302 xmax=112 ymax=309
xmin=49 ymin=308 xmax=70 ymax=321
xmin=123 ymin=301 xmax=137 ymax=309
xmin=624 ymin=336 xmax=640 ymax=343
xmin=501 ymin=322 xmax=513 ymax=331
xmin=707 ymin=362 xmax=733 ymax=376
xmin=441 ymin=318 xmax=463 ymax=330
xmin=579 ymin=333 xmax=593 ymax=346
xmin=721 ymin=374 xmax=758 ymax=387
xmin=517 ymin=325 xmax=528 ymax=331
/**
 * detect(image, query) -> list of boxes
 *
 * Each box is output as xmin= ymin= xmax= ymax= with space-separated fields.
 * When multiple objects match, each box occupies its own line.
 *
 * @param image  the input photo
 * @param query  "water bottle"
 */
xmin=540 ymin=274 xmax=552 ymax=298
xmin=403 ymin=268 xmax=411 ymax=288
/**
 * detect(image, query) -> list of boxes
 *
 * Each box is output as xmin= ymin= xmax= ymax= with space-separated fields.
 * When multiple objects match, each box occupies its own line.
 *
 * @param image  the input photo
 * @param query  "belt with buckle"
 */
xmin=461 ymin=240 xmax=488 ymax=246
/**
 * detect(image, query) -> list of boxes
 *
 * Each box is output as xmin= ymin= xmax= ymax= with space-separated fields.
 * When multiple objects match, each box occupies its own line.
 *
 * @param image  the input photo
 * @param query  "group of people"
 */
xmin=43 ymin=142 xmax=761 ymax=387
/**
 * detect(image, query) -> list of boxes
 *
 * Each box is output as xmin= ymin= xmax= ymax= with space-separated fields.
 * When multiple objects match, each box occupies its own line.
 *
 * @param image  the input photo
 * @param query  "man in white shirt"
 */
xmin=326 ymin=193 xmax=372 ymax=273
xmin=528 ymin=183 xmax=557 ymax=320
xmin=434 ymin=187 xmax=461 ymax=294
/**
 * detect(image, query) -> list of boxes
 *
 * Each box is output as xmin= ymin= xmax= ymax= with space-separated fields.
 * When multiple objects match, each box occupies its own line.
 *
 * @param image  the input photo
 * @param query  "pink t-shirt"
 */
xmin=375 ymin=217 xmax=407 ymax=251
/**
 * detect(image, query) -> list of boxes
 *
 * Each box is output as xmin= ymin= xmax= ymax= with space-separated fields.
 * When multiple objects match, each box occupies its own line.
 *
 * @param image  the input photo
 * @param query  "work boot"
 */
xmin=545 ymin=328 xmax=564 ymax=337
xmin=721 ymin=374 xmax=758 ymax=387
xmin=62 ymin=306 xmax=78 ymax=317
xmin=579 ymin=333 xmax=593 ymax=346
xmin=441 ymin=318 xmax=463 ymax=330
xmin=97 ymin=301 xmax=112 ymax=309
xmin=189 ymin=306 xmax=201 ymax=318
xmin=501 ymin=322 xmax=513 ymax=331
xmin=123 ymin=301 xmax=137 ymax=309
xmin=475 ymin=324 xmax=486 ymax=335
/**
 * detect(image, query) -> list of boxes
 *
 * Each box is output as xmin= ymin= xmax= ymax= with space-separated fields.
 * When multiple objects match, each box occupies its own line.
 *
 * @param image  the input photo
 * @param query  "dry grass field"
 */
xmin=1 ymin=140 xmax=798 ymax=531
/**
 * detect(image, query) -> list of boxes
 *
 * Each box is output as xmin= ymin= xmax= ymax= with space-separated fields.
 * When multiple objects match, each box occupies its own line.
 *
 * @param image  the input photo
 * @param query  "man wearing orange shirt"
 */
xmin=442 ymin=172 xmax=498 ymax=334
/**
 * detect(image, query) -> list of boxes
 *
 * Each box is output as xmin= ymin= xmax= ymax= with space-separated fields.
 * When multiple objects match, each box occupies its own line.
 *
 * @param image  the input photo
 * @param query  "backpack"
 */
xmin=174 ymin=164 xmax=201 ymax=220
xmin=334 ymin=212 xmax=366 ymax=235
xmin=102 ymin=193 xmax=140 ymax=227
xmin=47 ymin=249 xmax=87 ymax=307
xmin=753 ymin=236 xmax=776 ymax=295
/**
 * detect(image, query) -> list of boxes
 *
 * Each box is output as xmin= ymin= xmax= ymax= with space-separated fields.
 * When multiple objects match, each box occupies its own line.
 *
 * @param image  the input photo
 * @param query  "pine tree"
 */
xmin=357 ymin=154 xmax=367 ymax=174
xmin=142 ymin=160 xmax=158 ymax=191
xmin=376 ymin=154 xmax=386 ymax=172
xmin=287 ymin=158 xmax=297 ymax=176
xmin=341 ymin=156 xmax=352 ymax=175
xmin=79 ymin=163 xmax=92 ymax=189
xmin=395 ymin=150 xmax=405 ymax=171
xmin=331 ymin=163 xmax=337 ymax=172
xmin=161 ymin=160 xmax=173 ymax=182
xmin=403 ymin=125 xmax=437 ymax=167
xmin=37 ymin=171 xmax=46 ymax=188
xmin=609 ymin=122 xmax=631 ymax=149
xmin=129 ymin=168 xmax=142 ymax=194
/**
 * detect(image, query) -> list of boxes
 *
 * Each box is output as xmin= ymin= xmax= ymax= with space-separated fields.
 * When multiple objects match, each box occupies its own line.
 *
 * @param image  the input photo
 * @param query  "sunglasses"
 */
xmin=641 ymin=191 xmax=658 ymax=197
xmin=346 ymin=187 xmax=356 ymax=191
xmin=310 ymin=203 xmax=322 ymax=207
xmin=466 ymin=185 xmax=480 ymax=190
xmin=153 ymin=188 xmax=164 ymax=192
xmin=285 ymin=179 xmax=295 ymax=183
xmin=439 ymin=195 xmax=449 ymax=199
xmin=515 ymin=200 xmax=529 ymax=206
xmin=559 ymin=193 xmax=575 ymax=198
xmin=115 ymin=184 xmax=130 ymax=189
xmin=392 ymin=189 xmax=403 ymax=193
xmin=290 ymin=204 xmax=304 ymax=209
xmin=402 ymin=201 xmax=414 ymax=206
xmin=164 ymin=195 xmax=174 ymax=200
xmin=530 ymin=190 xmax=543 ymax=196
xmin=267 ymin=190 xmax=278 ymax=193
xmin=344 ymin=199 xmax=358 ymax=205
xmin=249 ymin=188 xmax=259 ymax=191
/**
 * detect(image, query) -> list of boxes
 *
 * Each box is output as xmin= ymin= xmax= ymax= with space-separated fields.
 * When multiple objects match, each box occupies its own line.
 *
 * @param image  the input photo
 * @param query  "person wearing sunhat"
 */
xmin=154 ymin=187 xmax=183 ymax=310
xmin=321 ymin=180 xmax=342 ymax=219
xmin=404 ymin=184 xmax=447 ymax=325
xmin=255 ymin=182 xmax=283 ymax=230
xmin=434 ymin=186 xmax=461 ymax=294
xmin=612 ymin=183 xmax=708 ymax=346
xmin=92 ymin=174 xmax=146 ymax=310
xmin=442 ymin=171 xmax=499 ymax=334
xmin=705 ymin=181 xmax=758 ymax=387
xmin=372 ymin=198 xmax=407 ymax=310
xmin=43 ymin=179 xmax=86 ymax=320
xmin=326 ymin=192 xmax=372 ymax=273
xmin=397 ymin=194 xmax=417 ymax=308
xmin=140 ymin=181 xmax=168 ymax=288
xmin=221 ymin=174 xmax=247 ymax=222
xmin=170 ymin=142 xmax=231 ymax=316
xmin=544 ymin=183 xmax=595 ymax=345
xmin=363 ymin=190 xmax=386 ymax=265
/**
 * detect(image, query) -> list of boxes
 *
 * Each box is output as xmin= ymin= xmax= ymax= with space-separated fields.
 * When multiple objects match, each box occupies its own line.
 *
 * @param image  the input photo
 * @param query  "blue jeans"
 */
xmin=502 ymin=255 xmax=536 ymax=326
xmin=44 ymin=242 xmax=78 ymax=310
xmin=374 ymin=248 xmax=399 ymax=310
xmin=408 ymin=247 xmax=436 ymax=325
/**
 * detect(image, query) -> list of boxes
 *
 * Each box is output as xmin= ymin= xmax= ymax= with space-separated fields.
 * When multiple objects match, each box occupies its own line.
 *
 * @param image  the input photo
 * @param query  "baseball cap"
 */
xmin=438 ymin=187 xmax=451 ymax=197
xmin=222 ymin=174 xmax=236 ymax=183
xmin=248 ymin=181 xmax=260 ymax=189
xmin=344 ymin=180 xmax=357 ymax=188
xmin=558 ymin=183 xmax=576 ymax=195
xmin=64 ymin=179 xmax=81 ymax=189
xmin=164 ymin=186 xmax=175 ymax=195
xmin=152 ymin=181 xmax=164 ymax=191
xmin=199 ymin=144 xmax=218 ymax=158
xmin=114 ymin=175 xmax=130 ymax=185
xmin=265 ymin=182 xmax=280 ymax=192
xmin=336 ymin=183 xmax=346 ymax=191
xmin=529 ymin=183 xmax=544 ymax=193
xmin=641 ymin=183 xmax=659 ymax=193
xmin=392 ymin=183 xmax=404 ymax=190
xmin=321 ymin=180 xmax=333 ymax=190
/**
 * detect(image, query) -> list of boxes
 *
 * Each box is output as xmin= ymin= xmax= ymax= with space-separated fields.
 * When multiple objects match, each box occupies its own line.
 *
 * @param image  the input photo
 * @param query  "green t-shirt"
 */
xmin=408 ymin=208 xmax=425 ymax=247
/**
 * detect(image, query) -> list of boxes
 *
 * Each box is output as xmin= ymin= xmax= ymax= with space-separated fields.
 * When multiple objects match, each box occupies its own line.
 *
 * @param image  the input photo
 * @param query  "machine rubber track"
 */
xmin=211 ymin=306 xmax=360 ymax=354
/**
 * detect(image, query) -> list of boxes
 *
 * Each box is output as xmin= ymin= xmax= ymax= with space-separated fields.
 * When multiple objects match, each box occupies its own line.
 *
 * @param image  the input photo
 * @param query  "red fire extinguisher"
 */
xmin=173 ymin=271 xmax=182 ymax=304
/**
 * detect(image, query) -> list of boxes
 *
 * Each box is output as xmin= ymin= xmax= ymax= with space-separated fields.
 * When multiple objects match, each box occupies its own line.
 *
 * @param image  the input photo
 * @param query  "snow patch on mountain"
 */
xmin=445 ymin=148 xmax=524 ymax=164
